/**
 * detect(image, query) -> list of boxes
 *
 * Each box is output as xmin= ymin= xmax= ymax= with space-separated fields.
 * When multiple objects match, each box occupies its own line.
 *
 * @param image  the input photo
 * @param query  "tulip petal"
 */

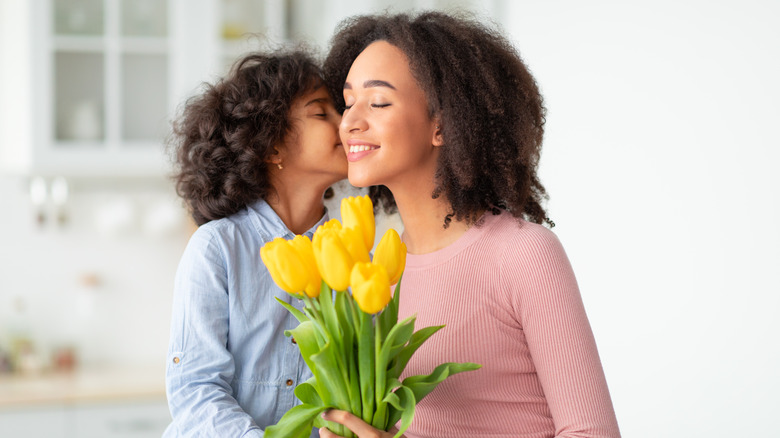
xmin=350 ymin=262 xmax=391 ymax=314
xmin=260 ymin=238 xmax=308 ymax=294
xmin=373 ymin=229 xmax=407 ymax=285
xmin=313 ymin=228 xmax=353 ymax=291
xmin=341 ymin=195 xmax=375 ymax=253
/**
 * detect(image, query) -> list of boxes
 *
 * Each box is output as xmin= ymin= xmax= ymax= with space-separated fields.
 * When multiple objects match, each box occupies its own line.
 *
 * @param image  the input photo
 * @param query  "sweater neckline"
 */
xmin=404 ymin=211 xmax=503 ymax=270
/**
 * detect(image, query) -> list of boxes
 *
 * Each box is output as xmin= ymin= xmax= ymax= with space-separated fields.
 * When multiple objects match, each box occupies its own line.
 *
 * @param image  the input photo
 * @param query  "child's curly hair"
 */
xmin=170 ymin=49 xmax=323 ymax=225
xmin=324 ymin=11 xmax=552 ymax=226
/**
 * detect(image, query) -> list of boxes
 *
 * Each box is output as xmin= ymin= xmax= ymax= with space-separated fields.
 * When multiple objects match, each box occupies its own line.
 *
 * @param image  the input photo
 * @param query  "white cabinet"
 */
xmin=0 ymin=0 xmax=502 ymax=178
xmin=0 ymin=0 xmax=290 ymax=178
xmin=0 ymin=405 xmax=69 ymax=438
xmin=0 ymin=0 xmax=181 ymax=178
xmin=0 ymin=398 xmax=171 ymax=438
xmin=72 ymin=398 xmax=171 ymax=438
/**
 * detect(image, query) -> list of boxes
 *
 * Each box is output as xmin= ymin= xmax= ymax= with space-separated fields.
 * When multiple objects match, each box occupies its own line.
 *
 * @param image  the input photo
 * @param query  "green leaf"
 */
xmin=373 ymin=316 xmax=414 ymax=430
xmin=319 ymin=290 xmax=349 ymax=382
xmin=288 ymin=321 xmax=335 ymax=407
xmin=311 ymin=340 xmax=352 ymax=410
xmin=378 ymin=315 xmax=416 ymax=370
xmin=385 ymin=377 xmax=402 ymax=393
xmin=377 ymin=279 xmax=401 ymax=339
xmin=275 ymin=297 xmax=309 ymax=324
xmin=385 ymin=385 xmax=416 ymax=438
xmin=319 ymin=288 xmax=342 ymax=350
xmin=287 ymin=321 xmax=320 ymax=374
xmin=294 ymin=377 xmax=322 ymax=406
xmin=335 ymin=291 xmax=361 ymax=417
xmin=264 ymin=403 xmax=327 ymax=438
xmin=357 ymin=309 xmax=375 ymax=425
xmin=388 ymin=325 xmax=444 ymax=379
xmin=402 ymin=362 xmax=482 ymax=405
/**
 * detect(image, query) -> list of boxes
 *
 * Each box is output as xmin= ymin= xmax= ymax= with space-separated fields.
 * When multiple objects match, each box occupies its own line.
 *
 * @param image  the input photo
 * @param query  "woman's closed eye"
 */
xmin=371 ymin=103 xmax=391 ymax=108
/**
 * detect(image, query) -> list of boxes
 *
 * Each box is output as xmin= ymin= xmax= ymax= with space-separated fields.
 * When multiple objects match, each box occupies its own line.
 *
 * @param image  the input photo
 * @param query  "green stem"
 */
xmin=373 ymin=319 xmax=387 ymax=430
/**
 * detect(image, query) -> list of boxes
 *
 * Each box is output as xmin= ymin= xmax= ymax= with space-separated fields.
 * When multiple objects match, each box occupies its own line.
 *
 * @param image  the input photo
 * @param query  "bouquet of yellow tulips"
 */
xmin=260 ymin=195 xmax=480 ymax=438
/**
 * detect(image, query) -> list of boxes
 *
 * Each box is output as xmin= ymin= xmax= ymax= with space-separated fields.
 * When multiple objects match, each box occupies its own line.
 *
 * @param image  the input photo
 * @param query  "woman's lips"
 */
xmin=346 ymin=144 xmax=380 ymax=162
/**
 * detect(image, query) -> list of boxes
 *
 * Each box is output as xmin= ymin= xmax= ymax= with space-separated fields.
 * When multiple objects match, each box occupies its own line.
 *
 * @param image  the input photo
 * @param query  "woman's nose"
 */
xmin=340 ymin=106 xmax=368 ymax=133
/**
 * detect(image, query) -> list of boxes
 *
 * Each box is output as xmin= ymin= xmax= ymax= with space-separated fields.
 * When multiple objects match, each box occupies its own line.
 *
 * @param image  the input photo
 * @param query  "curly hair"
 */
xmin=170 ymin=49 xmax=323 ymax=225
xmin=324 ymin=11 xmax=552 ymax=226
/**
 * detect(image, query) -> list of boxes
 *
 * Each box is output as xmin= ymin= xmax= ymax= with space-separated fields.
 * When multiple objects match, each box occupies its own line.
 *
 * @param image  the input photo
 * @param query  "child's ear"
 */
xmin=265 ymin=147 xmax=283 ymax=166
xmin=431 ymin=118 xmax=444 ymax=147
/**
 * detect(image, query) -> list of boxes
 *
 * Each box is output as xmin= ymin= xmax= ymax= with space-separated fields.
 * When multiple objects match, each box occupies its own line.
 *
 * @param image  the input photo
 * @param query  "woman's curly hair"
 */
xmin=170 ymin=49 xmax=323 ymax=225
xmin=324 ymin=11 xmax=552 ymax=226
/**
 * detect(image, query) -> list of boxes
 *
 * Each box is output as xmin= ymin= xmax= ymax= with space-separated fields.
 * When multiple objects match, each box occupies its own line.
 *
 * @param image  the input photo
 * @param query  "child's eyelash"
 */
xmin=342 ymin=103 xmax=390 ymax=110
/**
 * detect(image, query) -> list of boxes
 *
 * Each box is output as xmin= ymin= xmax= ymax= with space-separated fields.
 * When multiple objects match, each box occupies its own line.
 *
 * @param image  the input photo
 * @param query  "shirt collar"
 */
xmin=247 ymin=199 xmax=329 ymax=240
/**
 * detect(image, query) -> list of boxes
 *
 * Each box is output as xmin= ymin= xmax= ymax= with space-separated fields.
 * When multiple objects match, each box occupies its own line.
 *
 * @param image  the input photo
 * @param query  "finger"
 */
xmin=321 ymin=409 xmax=380 ymax=436
xmin=319 ymin=427 xmax=343 ymax=438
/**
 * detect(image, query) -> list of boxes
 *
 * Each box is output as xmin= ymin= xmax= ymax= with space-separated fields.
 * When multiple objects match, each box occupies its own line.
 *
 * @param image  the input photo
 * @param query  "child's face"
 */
xmin=282 ymin=85 xmax=347 ymax=185
xmin=340 ymin=41 xmax=441 ymax=190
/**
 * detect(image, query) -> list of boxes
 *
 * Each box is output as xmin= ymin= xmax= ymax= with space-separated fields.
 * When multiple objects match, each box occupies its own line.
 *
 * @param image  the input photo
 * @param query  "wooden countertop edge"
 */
xmin=0 ymin=367 xmax=166 ymax=409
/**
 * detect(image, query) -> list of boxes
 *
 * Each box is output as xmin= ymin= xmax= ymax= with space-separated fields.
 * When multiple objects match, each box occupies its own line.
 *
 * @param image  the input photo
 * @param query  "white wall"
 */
xmin=502 ymin=1 xmax=780 ymax=436
xmin=0 ymin=177 xmax=190 ymax=368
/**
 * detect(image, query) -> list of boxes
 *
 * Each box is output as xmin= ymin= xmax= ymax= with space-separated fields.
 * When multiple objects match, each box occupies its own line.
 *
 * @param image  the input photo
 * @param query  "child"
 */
xmin=164 ymin=49 xmax=346 ymax=437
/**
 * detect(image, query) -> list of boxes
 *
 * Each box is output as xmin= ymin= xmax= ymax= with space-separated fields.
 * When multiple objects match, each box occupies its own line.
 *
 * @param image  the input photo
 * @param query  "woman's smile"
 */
xmin=346 ymin=140 xmax=381 ymax=162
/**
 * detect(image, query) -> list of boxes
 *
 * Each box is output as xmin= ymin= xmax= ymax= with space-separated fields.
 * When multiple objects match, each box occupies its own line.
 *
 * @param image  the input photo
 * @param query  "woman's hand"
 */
xmin=318 ymin=410 xmax=403 ymax=438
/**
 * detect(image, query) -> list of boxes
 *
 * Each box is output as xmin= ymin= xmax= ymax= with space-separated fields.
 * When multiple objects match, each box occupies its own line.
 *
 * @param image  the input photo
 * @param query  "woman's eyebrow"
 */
xmin=343 ymin=80 xmax=396 ymax=90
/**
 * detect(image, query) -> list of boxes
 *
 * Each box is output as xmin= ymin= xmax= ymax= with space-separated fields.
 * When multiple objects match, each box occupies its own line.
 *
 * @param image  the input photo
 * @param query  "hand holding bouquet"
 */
xmin=260 ymin=195 xmax=480 ymax=438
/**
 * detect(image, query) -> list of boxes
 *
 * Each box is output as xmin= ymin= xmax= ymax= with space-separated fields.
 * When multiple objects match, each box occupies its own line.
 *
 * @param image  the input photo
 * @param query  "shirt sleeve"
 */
xmin=503 ymin=225 xmax=621 ymax=438
xmin=165 ymin=226 xmax=265 ymax=438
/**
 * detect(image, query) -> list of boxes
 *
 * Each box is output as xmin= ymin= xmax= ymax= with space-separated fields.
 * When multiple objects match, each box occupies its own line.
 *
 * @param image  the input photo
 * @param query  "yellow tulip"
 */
xmin=289 ymin=235 xmax=321 ymax=298
xmin=312 ymin=227 xmax=353 ymax=291
xmin=260 ymin=237 xmax=309 ymax=295
xmin=350 ymin=262 xmax=392 ymax=314
xmin=341 ymin=195 xmax=375 ymax=253
xmin=339 ymin=226 xmax=371 ymax=265
xmin=319 ymin=218 xmax=342 ymax=232
xmin=373 ymin=228 xmax=407 ymax=285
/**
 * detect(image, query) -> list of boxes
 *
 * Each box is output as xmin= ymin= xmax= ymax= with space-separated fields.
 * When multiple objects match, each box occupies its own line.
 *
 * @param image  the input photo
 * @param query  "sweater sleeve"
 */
xmin=502 ymin=224 xmax=621 ymax=438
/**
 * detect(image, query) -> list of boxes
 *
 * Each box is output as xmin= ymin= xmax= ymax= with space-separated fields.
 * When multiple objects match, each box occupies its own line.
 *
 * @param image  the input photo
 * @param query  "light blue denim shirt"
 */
xmin=164 ymin=199 xmax=325 ymax=437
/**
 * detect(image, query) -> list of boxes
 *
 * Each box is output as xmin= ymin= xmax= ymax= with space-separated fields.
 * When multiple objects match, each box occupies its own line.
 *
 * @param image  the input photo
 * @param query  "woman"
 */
xmin=164 ymin=49 xmax=345 ymax=437
xmin=319 ymin=12 xmax=620 ymax=438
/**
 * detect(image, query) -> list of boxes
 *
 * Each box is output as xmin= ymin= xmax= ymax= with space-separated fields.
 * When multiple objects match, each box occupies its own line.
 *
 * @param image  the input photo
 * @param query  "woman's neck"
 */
xmin=265 ymin=179 xmax=328 ymax=235
xmin=391 ymin=185 xmax=472 ymax=255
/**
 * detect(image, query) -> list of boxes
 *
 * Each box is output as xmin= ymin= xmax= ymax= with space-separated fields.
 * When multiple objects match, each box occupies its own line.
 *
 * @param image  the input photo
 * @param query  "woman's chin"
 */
xmin=347 ymin=171 xmax=378 ymax=189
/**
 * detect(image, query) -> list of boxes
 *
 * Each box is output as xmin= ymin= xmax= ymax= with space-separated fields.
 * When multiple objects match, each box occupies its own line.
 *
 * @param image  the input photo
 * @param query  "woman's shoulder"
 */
xmin=478 ymin=211 xmax=568 ymax=267
xmin=484 ymin=211 xmax=561 ymax=246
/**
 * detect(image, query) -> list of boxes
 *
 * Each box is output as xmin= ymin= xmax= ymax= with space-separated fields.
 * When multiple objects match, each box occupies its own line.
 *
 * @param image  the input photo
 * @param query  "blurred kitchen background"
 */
xmin=1 ymin=0 xmax=778 ymax=437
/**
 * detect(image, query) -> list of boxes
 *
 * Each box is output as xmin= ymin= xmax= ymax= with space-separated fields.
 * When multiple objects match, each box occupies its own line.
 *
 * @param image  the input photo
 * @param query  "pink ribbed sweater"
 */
xmin=398 ymin=212 xmax=620 ymax=438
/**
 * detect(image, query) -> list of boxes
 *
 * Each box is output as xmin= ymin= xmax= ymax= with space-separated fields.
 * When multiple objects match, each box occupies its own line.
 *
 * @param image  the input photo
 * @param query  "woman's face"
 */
xmin=340 ymin=41 xmax=441 ymax=190
xmin=281 ymin=84 xmax=347 ymax=185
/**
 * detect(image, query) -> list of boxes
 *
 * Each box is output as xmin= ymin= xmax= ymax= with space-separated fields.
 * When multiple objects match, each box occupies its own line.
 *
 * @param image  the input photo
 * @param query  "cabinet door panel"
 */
xmin=73 ymin=399 xmax=171 ymax=438
xmin=0 ymin=406 xmax=68 ymax=438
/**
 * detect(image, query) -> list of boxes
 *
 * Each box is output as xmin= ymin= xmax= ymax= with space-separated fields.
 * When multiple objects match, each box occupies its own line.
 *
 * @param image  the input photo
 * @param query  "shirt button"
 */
xmin=172 ymin=357 xmax=180 ymax=364
xmin=286 ymin=379 xmax=294 ymax=386
xmin=291 ymin=337 xmax=297 ymax=344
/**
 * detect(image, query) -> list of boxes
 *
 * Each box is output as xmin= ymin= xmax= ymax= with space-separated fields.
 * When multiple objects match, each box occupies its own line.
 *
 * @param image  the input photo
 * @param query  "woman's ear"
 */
xmin=432 ymin=119 xmax=444 ymax=147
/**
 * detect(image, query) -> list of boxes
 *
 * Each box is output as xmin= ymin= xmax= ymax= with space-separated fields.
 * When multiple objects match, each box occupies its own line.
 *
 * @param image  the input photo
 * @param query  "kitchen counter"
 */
xmin=0 ymin=366 xmax=165 ymax=408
